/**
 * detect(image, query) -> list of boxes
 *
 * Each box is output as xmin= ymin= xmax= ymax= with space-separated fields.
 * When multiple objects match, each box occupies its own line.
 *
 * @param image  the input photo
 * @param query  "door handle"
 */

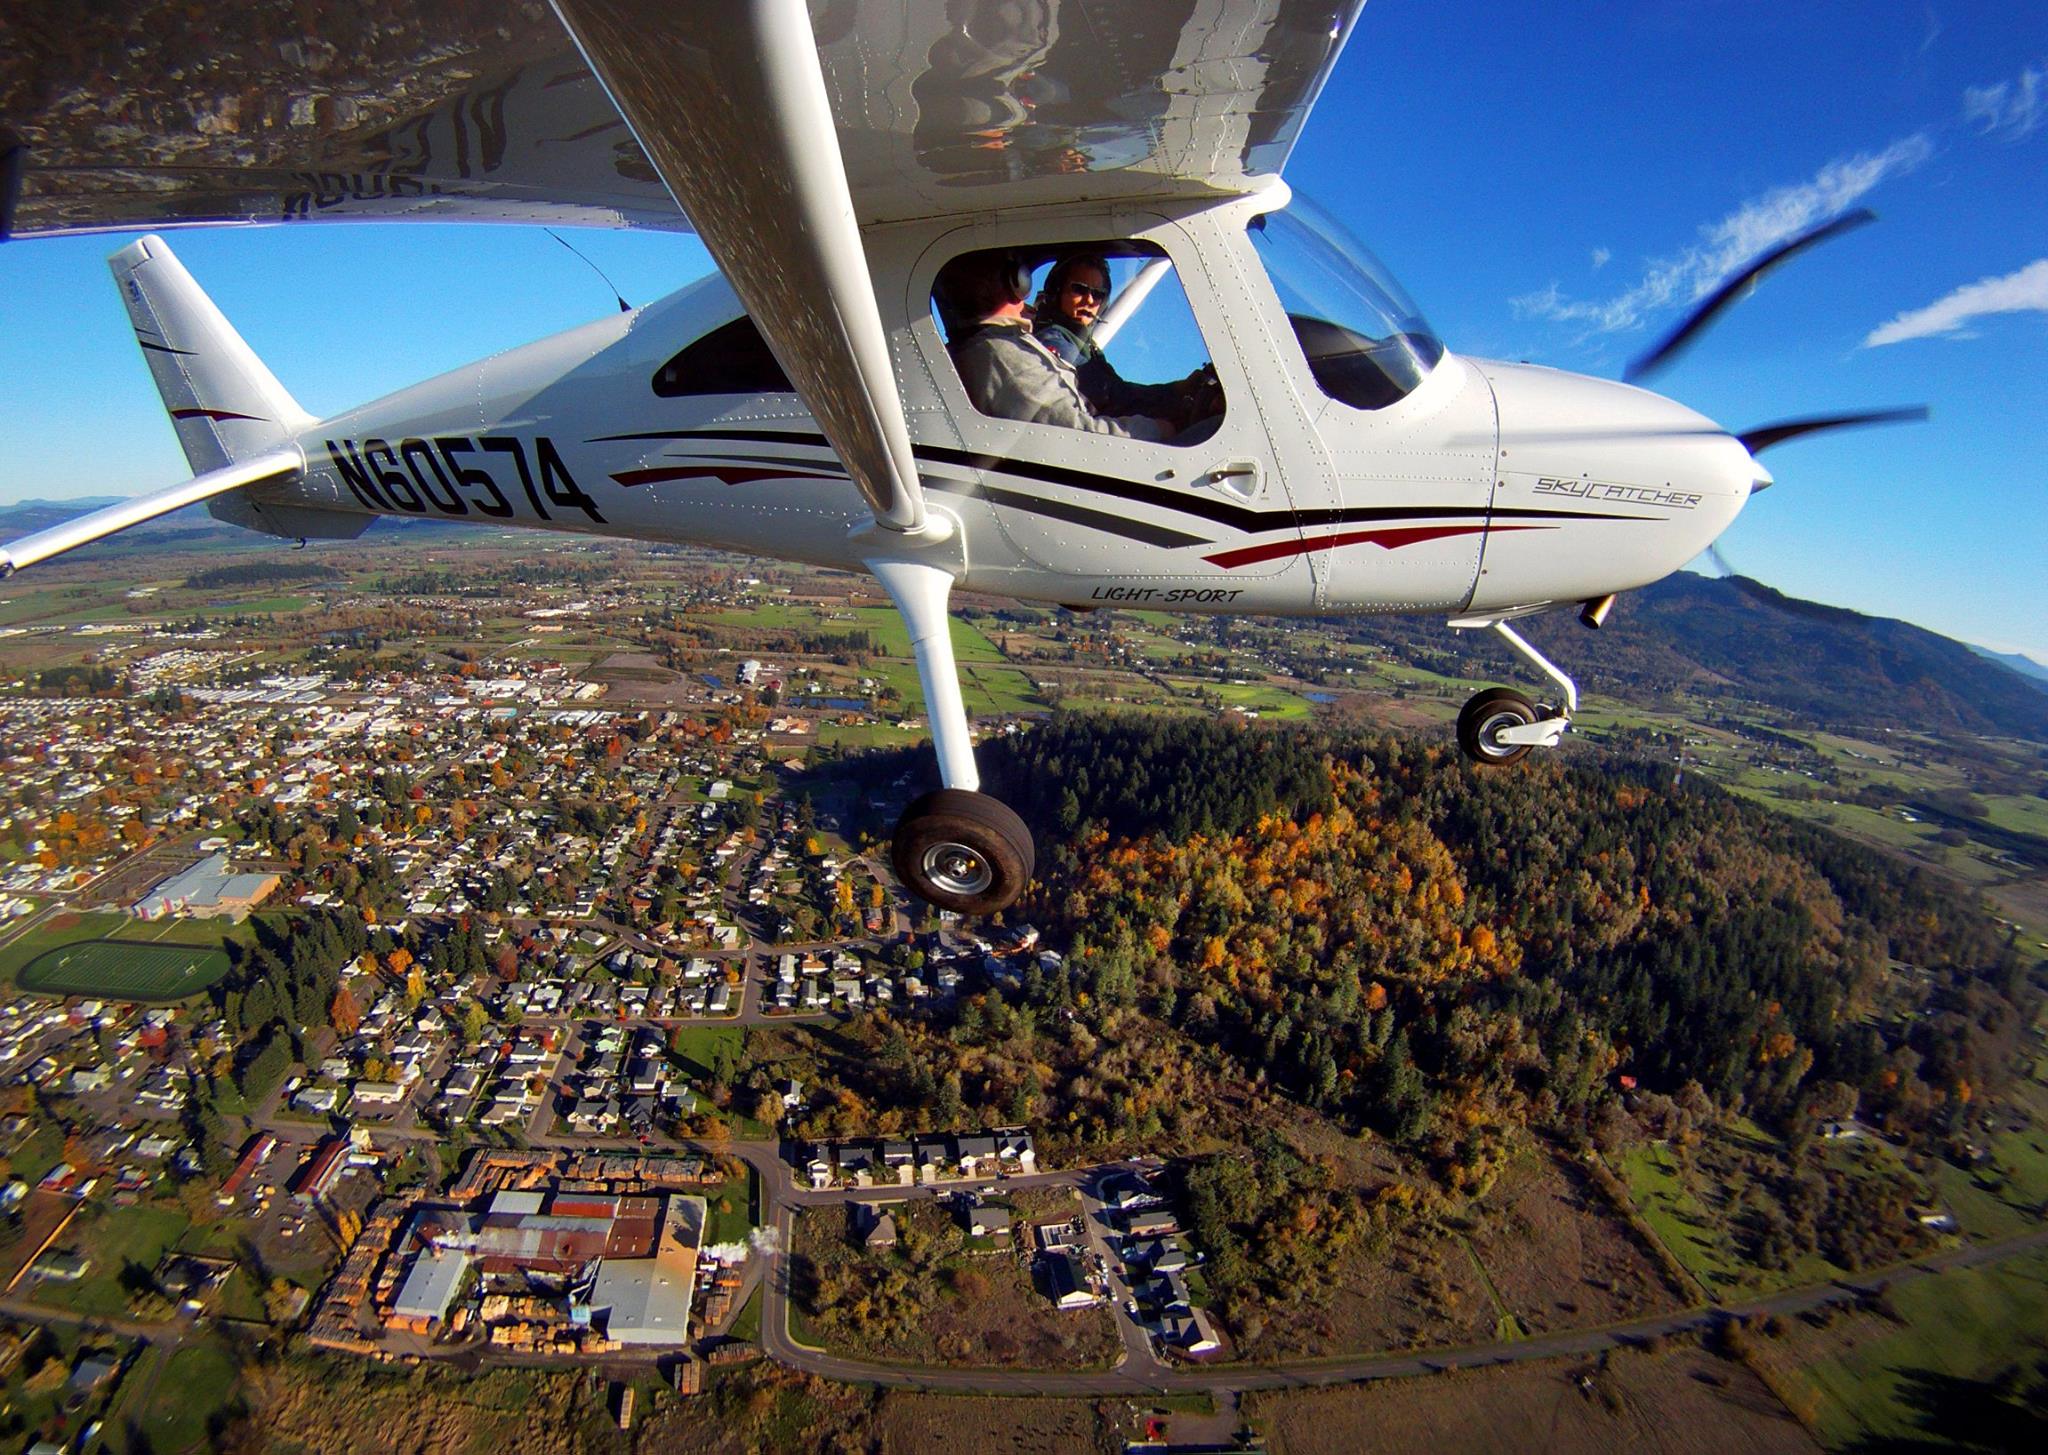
xmin=1205 ymin=462 xmax=1261 ymax=501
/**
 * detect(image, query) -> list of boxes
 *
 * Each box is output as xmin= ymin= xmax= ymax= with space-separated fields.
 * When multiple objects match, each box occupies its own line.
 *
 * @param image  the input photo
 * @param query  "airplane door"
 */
xmin=903 ymin=218 xmax=1318 ymax=590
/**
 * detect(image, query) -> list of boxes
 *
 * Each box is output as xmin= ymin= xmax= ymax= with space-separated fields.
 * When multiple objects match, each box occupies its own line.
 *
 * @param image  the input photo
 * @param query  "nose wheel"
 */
xmin=892 ymin=789 xmax=1034 ymax=915
xmin=1450 ymin=619 xmax=1581 ymax=766
xmin=1458 ymin=687 xmax=1541 ymax=766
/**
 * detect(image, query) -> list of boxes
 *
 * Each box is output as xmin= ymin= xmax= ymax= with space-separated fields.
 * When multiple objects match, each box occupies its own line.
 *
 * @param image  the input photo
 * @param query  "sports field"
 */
xmin=13 ymin=933 xmax=231 ymax=999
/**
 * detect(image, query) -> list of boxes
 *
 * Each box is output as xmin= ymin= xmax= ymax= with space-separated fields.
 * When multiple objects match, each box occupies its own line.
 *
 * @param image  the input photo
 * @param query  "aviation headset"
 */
xmin=999 ymin=252 xmax=1034 ymax=306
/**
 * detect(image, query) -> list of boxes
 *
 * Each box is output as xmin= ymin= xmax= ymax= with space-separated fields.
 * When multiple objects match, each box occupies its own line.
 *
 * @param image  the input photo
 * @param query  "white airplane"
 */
xmin=0 ymin=1 xmax=1922 ymax=914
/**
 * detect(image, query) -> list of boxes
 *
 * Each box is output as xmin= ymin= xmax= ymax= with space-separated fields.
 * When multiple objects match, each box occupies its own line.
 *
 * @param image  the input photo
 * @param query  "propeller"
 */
xmin=1737 ymin=405 xmax=1929 ymax=456
xmin=1624 ymin=208 xmax=1877 ymax=383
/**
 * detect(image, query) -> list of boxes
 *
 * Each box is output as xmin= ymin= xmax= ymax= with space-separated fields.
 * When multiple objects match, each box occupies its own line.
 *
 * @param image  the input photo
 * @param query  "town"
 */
xmin=0 ymin=533 xmax=2040 ymax=1453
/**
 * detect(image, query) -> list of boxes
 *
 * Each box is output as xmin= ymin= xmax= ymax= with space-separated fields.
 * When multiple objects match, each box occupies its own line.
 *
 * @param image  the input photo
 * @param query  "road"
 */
xmin=752 ymin=1198 xmax=2048 ymax=1397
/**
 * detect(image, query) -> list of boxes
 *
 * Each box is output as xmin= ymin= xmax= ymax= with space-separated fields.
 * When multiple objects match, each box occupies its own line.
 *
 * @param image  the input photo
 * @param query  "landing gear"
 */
xmin=892 ymin=789 xmax=1034 ymax=915
xmin=864 ymin=554 xmax=1034 ymax=915
xmin=1452 ymin=620 xmax=1580 ymax=767
xmin=1458 ymin=688 xmax=1539 ymax=765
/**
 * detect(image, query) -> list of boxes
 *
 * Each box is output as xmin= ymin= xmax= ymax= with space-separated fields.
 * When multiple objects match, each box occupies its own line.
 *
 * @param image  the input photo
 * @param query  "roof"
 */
xmin=393 ymin=1247 xmax=470 ymax=1322
xmin=130 ymin=852 xmax=277 ymax=913
xmin=587 ymin=1195 xmax=704 ymax=1345
xmin=2 ymin=1 xmax=1362 ymax=238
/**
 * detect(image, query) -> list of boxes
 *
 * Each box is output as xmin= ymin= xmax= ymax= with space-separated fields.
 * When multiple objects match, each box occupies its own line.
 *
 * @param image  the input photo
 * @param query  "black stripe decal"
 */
xmin=627 ymin=448 xmax=1211 ymax=549
xmin=586 ymin=427 xmax=1656 ymax=535
xmin=138 ymin=339 xmax=197 ymax=356
xmin=922 ymin=478 xmax=1210 ymax=548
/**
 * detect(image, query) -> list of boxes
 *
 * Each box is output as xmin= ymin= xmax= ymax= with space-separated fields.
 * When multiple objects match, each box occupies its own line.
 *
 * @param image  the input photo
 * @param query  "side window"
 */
xmin=931 ymin=242 xmax=1225 ymax=446
xmin=652 ymin=316 xmax=793 ymax=398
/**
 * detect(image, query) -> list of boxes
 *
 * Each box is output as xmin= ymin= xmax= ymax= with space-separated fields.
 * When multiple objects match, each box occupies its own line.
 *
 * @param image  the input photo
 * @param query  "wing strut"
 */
xmin=550 ymin=0 xmax=933 ymax=537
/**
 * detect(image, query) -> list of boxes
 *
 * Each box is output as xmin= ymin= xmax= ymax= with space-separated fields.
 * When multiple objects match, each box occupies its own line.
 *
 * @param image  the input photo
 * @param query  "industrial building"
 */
xmin=389 ymin=1188 xmax=707 ymax=1346
xmin=130 ymin=852 xmax=280 ymax=920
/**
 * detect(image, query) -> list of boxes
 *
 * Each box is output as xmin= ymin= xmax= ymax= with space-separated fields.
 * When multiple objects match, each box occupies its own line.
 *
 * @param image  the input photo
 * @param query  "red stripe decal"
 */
xmin=611 ymin=465 xmax=838 ymax=488
xmin=1204 ymin=523 xmax=1551 ymax=570
xmin=169 ymin=407 xmax=264 ymax=423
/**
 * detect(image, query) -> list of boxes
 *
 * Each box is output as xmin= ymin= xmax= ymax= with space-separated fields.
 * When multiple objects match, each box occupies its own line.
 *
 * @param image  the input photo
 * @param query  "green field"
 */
xmin=31 ymin=1203 xmax=191 ymax=1319
xmin=102 ymin=1334 xmax=245 ymax=1455
xmin=15 ymin=936 xmax=232 ymax=999
xmin=1617 ymin=1142 xmax=1741 ymax=1295
xmin=0 ymin=910 xmax=241 ymax=997
xmin=1782 ymin=1248 xmax=2048 ymax=1449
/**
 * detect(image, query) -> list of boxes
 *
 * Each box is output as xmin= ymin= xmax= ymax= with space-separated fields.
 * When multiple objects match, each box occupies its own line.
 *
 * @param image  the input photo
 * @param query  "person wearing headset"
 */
xmin=933 ymin=251 xmax=1176 ymax=441
xmin=1031 ymin=253 xmax=1215 ymax=430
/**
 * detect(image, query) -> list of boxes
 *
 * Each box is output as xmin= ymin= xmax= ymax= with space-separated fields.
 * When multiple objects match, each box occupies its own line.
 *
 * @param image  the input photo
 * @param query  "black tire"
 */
xmin=1458 ymin=687 xmax=1539 ymax=766
xmin=891 ymin=789 xmax=1035 ymax=916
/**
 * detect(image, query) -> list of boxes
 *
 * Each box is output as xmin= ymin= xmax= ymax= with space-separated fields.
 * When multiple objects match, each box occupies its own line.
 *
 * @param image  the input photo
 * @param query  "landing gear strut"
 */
xmin=865 ymin=555 xmax=1034 ymax=915
xmin=1454 ymin=620 xmax=1579 ymax=767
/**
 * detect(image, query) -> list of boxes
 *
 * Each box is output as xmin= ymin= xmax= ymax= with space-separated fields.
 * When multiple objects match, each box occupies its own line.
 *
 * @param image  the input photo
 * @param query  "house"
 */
xmin=996 ymin=1127 xmax=1036 ymax=1170
xmin=862 ymin=1207 xmax=897 ymax=1250
xmin=1041 ymin=1248 xmax=1097 ymax=1310
xmin=956 ymin=1134 xmax=997 ymax=1177
xmin=838 ymin=1143 xmax=876 ymax=1187
xmin=881 ymin=1140 xmax=914 ymax=1185
xmin=806 ymin=1144 xmax=833 ymax=1191
xmin=1125 ymin=1236 xmax=1188 ymax=1274
xmin=966 ymin=1206 xmax=1012 ymax=1241
xmin=1125 ymin=1210 xmax=1178 ymax=1239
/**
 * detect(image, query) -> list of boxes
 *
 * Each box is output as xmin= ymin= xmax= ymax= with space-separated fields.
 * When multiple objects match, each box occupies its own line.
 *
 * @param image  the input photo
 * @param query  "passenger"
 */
xmin=1031 ymin=254 xmax=1192 ymax=424
xmin=933 ymin=252 xmax=1175 ymax=441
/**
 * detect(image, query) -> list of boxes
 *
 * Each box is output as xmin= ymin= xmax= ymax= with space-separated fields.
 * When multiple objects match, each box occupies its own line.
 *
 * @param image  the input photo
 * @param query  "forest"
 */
xmin=796 ymin=713 xmax=2040 ymax=1326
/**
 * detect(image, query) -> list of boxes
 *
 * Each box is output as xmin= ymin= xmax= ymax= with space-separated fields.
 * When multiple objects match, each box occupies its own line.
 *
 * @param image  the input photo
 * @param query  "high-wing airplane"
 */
xmin=0 ymin=1 xmax=1923 ymax=914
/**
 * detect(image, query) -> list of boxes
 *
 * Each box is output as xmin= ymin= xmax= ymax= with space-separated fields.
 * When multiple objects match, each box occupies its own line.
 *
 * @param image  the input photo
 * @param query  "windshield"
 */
xmin=1249 ymin=196 xmax=1444 ymax=411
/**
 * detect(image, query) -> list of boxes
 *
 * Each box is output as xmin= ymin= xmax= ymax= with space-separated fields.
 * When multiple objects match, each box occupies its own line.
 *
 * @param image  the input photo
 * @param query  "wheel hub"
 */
xmin=921 ymin=841 xmax=994 ymax=897
xmin=1477 ymin=709 xmax=1526 ymax=756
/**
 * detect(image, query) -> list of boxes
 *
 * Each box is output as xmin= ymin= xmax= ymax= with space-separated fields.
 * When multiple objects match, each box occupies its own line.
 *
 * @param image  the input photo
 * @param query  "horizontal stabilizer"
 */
xmin=0 ymin=448 xmax=303 ymax=577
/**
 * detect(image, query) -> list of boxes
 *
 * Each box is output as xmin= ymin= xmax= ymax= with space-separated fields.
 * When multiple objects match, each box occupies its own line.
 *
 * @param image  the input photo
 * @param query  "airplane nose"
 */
xmin=1468 ymin=360 xmax=1758 ymax=607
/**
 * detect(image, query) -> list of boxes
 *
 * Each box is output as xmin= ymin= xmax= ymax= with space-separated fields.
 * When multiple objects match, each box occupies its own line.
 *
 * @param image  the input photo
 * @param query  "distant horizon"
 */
xmin=3 ymin=484 xmax=2045 ymax=670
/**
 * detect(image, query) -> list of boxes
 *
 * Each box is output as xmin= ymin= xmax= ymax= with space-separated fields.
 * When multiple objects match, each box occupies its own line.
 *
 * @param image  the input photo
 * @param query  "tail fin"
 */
xmin=108 ymin=234 xmax=314 ymax=473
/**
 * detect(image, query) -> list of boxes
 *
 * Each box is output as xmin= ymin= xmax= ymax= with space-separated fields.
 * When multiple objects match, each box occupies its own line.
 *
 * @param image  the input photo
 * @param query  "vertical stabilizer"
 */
xmin=107 ymin=234 xmax=314 ymax=473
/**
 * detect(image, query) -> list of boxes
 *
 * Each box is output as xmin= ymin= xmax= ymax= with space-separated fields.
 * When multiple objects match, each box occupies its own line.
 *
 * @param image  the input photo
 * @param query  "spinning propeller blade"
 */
xmin=1737 ymin=406 xmax=1930 ymax=455
xmin=1624 ymin=208 xmax=1877 ymax=383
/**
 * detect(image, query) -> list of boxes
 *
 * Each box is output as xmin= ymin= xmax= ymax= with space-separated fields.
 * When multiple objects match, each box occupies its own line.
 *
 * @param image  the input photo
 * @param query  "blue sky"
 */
xmin=1 ymin=2 xmax=2043 ymax=660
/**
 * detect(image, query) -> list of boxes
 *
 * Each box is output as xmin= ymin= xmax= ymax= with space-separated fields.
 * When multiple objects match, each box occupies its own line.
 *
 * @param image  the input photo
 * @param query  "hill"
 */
xmin=1316 ymin=573 xmax=2048 ymax=744
xmin=1969 ymin=643 xmax=2048 ymax=693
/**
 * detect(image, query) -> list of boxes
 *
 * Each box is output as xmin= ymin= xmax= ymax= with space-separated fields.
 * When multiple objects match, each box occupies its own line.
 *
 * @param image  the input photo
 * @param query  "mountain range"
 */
xmin=3 ymin=498 xmax=2044 ymax=743
xmin=1319 ymin=571 xmax=2048 ymax=744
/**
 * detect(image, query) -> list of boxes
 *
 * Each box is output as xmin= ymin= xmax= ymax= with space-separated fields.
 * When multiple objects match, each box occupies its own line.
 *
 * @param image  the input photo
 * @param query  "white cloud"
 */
xmin=1590 ymin=246 xmax=1611 ymax=271
xmin=1963 ymin=62 xmax=2045 ymax=138
xmin=1512 ymin=135 xmax=1934 ymax=335
xmin=1864 ymin=258 xmax=2048 ymax=346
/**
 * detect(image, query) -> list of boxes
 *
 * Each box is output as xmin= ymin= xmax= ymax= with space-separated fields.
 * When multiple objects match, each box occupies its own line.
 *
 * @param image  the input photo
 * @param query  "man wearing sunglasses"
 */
xmin=934 ymin=250 xmax=1176 ymax=441
xmin=1033 ymin=254 xmax=1218 ymax=433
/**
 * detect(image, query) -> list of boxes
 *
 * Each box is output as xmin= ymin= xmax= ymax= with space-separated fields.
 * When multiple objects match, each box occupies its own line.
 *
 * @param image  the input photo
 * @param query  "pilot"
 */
xmin=1031 ymin=253 xmax=1201 ymax=426
xmin=933 ymin=251 xmax=1175 ymax=441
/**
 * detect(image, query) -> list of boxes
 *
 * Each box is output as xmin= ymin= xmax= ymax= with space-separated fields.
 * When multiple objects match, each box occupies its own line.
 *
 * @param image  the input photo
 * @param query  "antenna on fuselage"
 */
xmin=544 ymin=228 xmax=632 ymax=313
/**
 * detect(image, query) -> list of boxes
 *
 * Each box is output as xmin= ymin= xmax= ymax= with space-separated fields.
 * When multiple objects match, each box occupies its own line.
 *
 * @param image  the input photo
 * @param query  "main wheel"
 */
xmin=1458 ymin=687 xmax=1539 ymax=766
xmin=891 ymin=789 xmax=1034 ymax=915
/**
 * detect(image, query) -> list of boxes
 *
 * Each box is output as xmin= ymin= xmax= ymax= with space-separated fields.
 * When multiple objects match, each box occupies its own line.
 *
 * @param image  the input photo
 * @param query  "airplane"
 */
xmin=0 ymin=1 xmax=1924 ymax=916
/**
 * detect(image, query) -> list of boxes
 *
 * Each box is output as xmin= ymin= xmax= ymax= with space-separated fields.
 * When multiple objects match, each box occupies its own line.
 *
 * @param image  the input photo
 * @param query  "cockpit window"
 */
xmin=932 ymin=241 xmax=1225 ymax=446
xmin=652 ymin=316 xmax=793 ymax=398
xmin=1249 ymin=199 xmax=1444 ymax=411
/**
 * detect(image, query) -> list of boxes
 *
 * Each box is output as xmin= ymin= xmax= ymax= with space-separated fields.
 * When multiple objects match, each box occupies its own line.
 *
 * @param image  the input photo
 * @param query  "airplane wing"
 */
xmin=1 ymin=1 xmax=1361 ymax=237
xmin=3 ymin=0 xmax=1360 ymax=542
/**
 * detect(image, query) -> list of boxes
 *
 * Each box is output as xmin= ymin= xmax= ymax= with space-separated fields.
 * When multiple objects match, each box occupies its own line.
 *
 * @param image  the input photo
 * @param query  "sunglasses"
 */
xmin=1064 ymin=281 xmax=1107 ymax=303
